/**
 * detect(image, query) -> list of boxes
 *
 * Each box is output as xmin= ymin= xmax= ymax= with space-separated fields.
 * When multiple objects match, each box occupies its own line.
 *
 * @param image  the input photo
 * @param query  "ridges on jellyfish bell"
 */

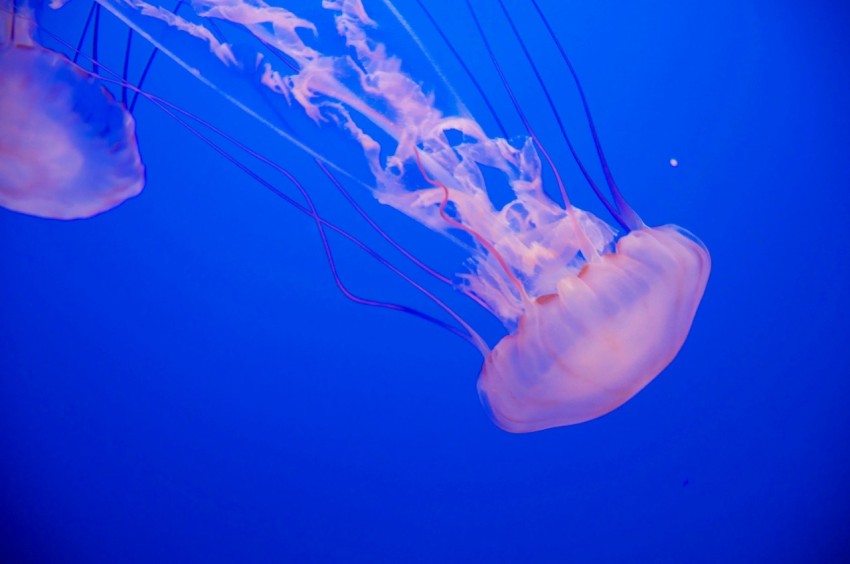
xmin=0 ymin=0 xmax=144 ymax=220
xmin=478 ymin=226 xmax=709 ymax=432
xmin=34 ymin=0 xmax=710 ymax=432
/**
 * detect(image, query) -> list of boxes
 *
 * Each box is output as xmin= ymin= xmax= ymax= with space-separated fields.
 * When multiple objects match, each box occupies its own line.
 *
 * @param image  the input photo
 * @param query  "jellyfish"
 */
xmin=18 ymin=0 xmax=710 ymax=432
xmin=0 ymin=0 xmax=144 ymax=219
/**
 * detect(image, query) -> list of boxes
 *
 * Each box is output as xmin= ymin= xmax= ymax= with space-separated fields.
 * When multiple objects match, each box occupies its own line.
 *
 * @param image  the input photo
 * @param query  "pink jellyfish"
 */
xmin=38 ymin=0 xmax=710 ymax=432
xmin=0 ymin=0 xmax=144 ymax=220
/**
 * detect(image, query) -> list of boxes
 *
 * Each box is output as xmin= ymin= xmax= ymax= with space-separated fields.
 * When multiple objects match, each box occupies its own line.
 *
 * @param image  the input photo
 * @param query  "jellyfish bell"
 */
xmin=478 ymin=225 xmax=711 ymax=433
xmin=0 ymin=1 xmax=144 ymax=220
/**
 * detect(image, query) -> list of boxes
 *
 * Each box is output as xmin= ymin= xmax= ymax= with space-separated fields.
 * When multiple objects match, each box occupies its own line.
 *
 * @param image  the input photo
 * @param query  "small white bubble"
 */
xmin=669 ymin=158 xmax=679 ymax=167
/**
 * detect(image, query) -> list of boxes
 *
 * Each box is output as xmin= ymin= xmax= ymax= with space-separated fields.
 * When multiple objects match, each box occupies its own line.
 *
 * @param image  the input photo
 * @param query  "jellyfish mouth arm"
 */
xmin=92 ymin=0 xmax=624 ymax=331
xmin=194 ymin=0 xmax=320 ymax=67
xmin=96 ymin=0 xmax=464 ymax=207
xmin=380 ymin=0 xmax=473 ymax=123
xmin=257 ymin=0 xmax=621 ymax=326
xmin=478 ymin=226 xmax=711 ymax=433
xmin=93 ymin=0 xmax=371 ymax=195
xmin=119 ymin=0 xmax=239 ymax=66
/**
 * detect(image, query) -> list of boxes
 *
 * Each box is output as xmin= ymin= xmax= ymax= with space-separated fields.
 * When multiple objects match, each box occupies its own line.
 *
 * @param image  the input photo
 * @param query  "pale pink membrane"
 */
xmin=98 ymin=0 xmax=711 ymax=431
xmin=478 ymin=227 xmax=710 ymax=432
xmin=0 ymin=22 xmax=144 ymax=220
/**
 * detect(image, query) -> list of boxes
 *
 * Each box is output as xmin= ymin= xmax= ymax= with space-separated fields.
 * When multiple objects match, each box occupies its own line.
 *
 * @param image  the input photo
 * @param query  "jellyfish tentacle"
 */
xmin=72 ymin=1 xmax=96 ymax=63
xmin=529 ymin=0 xmax=644 ymax=231
xmin=413 ymin=147 xmax=529 ymax=304
xmin=91 ymin=2 xmax=100 ymax=74
xmin=318 ymin=153 xmax=498 ymax=319
xmin=146 ymin=88 xmax=490 ymax=353
xmin=121 ymin=27 xmax=132 ymax=105
xmin=97 ymin=0 xmax=376 ymax=192
xmin=129 ymin=0 xmax=186 ymax=112
xmin=7 ymin=0 xmax=15 ymax=42
xmin=134 ymin=82 xmax=489 ymax=352
xmin=318 ymin=233 xmax=477 ymax=346
xmin=408 ymin=0 xmax=509 ymax=140
xmin=463 ymin=0 xmax=599 ymax=263
xmin=496 ymin=0 xmax=629 ymax=233
xmin=127 ymin=5 xmax=457 ymax=293
xmin=318 ymin=160 xmax=453 ymax=288
xmin=4 ymin=0 xmax=36 ymax=47
xmin=159 ymin=100 xmax=489 ymax=353
xmin=309 ymin=161 xmax=479 ymax=349
xmin=128 ymin=32 xmax=155 ymax=111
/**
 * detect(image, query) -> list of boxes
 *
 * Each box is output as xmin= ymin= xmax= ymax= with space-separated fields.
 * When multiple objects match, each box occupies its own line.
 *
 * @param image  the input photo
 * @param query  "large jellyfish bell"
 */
xmin=478 ymin=226 xmax=710 ymax=432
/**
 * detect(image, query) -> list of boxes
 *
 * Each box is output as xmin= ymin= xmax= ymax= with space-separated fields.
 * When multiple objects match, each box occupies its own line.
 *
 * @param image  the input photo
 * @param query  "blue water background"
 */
xmin=2 ymin=0 xmax=849 ymax=561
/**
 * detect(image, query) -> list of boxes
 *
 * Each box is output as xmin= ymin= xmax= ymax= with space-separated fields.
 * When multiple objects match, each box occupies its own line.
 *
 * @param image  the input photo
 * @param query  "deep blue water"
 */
xmin=2 ymin=0 xmax=849 ymax=562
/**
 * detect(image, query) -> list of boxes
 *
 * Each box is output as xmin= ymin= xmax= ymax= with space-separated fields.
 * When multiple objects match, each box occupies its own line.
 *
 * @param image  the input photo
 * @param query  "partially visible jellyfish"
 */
xmin=0 ymin=0 xmax=143 ymax=219
xmin=19 ymin=0 xmax=711 ymax=432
